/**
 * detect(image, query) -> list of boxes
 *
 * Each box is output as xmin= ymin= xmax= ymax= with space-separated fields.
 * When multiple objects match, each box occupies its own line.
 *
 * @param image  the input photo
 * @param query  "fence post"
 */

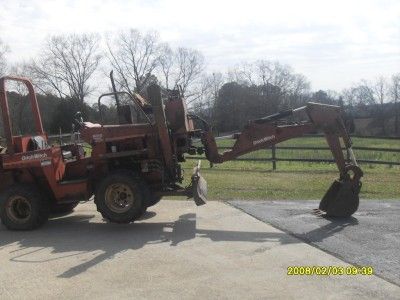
xmin=271 ymin=145 xmax=276 ymax=170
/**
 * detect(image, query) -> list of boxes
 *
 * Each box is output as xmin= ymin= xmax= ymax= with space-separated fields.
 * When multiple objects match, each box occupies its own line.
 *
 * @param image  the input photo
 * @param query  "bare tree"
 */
xmin=229 ymin=60 xmax=310 ymax=108
xmin=227 ymin=62 xmax=255 ymax=85
xmin=0 ymin=38 xmax=9 ymax=76
xmin=209 ymin=72 xmax=225 ymax=101
xmin=257 ymin=60 xmax=311 ymax=100
xmin=373 ymin=76 xmax=388 ymax=133
xmin=157 ymin=46 xmax=205 ymax=103
xmin=342 ymin=81 xmax=375 ymax=106
xmin=173 ymin=48 xmax=205 ymax=96
xmin=158 ymin=43 xmax=174 ymax=90
xmin=106 ymin=29 xmax=161 ymax=95
xmin=343 ymin=78 xmax=389 ymax=134
xmin=190 ymin=72 xmax=224 ymax=120
xmin=175 ymin=48 xmax=204 ymax=92
xmin=203 ymin=72 xmax=224 ymax=122
xmin=28 ymin=33 xmax=102 ymax=103
xmin=373 ymin=77 xmax=387 ymax=106
xmin=359 ymin=77 xmax=388 ymax=133
xmin=390 ymin=74 xmax=400 ymax=135
xmin=232 ymin=61 xmax=309 ymax=93
xmin=341 ymin=88 xmax=356 ymax=106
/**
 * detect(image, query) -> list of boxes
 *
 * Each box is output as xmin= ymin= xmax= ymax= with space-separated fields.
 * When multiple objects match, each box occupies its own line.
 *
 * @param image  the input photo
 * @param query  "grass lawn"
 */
xmin=80 ymin=136 xmax=399 ymax=200
xmin=182 ymin=136 xmax=400 ymax=200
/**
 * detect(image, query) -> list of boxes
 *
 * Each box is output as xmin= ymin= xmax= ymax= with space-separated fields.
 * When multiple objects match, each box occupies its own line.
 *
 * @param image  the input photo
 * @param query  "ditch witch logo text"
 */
xmin=252 ymin=135 xmax=276 ymax=146
xmin=21 ymin=153 xmax=48 ymax=161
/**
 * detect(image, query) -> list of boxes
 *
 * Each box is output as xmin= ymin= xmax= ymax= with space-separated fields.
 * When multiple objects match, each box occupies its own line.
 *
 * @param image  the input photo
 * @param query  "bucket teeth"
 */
xmin=312 ymin=208 xmax=326 ymax=217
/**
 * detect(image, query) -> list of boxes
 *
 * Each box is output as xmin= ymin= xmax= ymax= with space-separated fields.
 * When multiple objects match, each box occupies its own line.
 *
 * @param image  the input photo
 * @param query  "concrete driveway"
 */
xmin=0 ymin=201 xmax=399 ymax=299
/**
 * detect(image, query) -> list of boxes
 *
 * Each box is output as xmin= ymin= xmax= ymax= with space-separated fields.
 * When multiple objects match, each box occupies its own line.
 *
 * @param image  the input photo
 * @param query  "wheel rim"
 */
xmin=104 ymin=183 xmax=135 ymax=213
xmin=6 ymin=196 xmax=32 ymax=223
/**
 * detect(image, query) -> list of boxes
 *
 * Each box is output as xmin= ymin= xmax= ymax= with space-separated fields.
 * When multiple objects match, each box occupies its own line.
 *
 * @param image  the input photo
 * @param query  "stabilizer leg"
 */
xmin=187 ymin=161 xmax=207 ymax=206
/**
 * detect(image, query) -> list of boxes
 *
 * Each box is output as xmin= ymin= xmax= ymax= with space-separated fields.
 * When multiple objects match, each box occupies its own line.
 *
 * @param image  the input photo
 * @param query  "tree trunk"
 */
xmin=395 ymin=100 xmax=399 ymax=135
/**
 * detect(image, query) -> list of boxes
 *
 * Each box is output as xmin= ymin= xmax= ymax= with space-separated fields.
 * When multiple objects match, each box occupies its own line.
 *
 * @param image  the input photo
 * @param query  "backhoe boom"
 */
xmin=199 ymin=102 xmax=363 ymax=217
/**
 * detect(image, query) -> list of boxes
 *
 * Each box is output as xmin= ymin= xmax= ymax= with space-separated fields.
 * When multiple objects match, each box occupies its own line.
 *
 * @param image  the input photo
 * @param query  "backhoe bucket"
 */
xmin=191 ymin=161 xmax=207 ymax=206
xmin=318 ymin=179 xmax=361 ymax=217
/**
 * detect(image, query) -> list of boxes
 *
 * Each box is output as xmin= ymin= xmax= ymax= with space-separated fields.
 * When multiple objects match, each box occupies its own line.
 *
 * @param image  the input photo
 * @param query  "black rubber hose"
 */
xmin=253 ymin=109 xmax=293 ymax=124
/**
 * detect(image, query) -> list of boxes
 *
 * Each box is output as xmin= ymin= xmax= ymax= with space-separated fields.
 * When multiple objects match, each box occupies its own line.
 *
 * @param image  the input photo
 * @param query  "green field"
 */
xmin=181 ymin=136 xmax=400 ymax=200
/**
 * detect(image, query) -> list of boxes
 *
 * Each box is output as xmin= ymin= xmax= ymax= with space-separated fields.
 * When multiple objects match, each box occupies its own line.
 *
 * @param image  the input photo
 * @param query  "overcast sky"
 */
xmin=0 ymin=0 xmax=399 ymax=92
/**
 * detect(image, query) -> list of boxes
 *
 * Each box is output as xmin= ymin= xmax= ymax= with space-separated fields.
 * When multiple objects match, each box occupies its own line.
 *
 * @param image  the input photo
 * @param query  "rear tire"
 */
xmin=94 ymin=171 xmax=147 ymax=223
xmin=0 ymin=184 xmax=49 ymax=230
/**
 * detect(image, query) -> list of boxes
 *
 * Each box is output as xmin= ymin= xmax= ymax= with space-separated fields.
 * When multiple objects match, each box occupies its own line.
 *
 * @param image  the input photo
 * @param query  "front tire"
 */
xmin=0 ymin=184 xmax=49 ymax=230
xmin=94 ymin=171 xmax=147 ymax=223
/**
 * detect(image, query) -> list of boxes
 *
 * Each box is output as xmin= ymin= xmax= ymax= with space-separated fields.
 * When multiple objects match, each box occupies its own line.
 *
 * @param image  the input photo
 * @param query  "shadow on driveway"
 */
xmin=0 ymin=209 xmax=355 ymax=279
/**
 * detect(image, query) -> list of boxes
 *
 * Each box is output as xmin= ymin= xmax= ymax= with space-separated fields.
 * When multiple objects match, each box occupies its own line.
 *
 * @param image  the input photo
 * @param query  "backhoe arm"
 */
xmin=200 ymin=102 xmax=363 ymax=217
xmin=202 ymin=103 xmax=358 ymax=176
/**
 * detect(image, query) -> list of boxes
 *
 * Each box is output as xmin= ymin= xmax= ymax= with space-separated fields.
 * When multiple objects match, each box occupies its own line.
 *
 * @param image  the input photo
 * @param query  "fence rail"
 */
xmin=47 ymin=133 xmax=400 ymax=168
xmin=186 ymin=155 xmax=400 ymax=166
xmin=188 ymin=135 xmax=400 ymax=169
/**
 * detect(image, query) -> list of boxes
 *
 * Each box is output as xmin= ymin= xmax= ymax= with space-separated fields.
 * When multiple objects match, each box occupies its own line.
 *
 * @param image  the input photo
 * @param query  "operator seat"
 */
xmin=27 ymin=136 xmax=48 ymax=151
